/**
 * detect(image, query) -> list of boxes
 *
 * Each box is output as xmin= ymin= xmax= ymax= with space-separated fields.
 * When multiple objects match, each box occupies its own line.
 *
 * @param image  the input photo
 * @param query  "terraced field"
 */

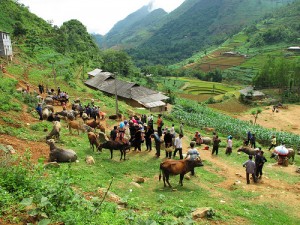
xmin=169 ymin=77 xmax=240 ymax=102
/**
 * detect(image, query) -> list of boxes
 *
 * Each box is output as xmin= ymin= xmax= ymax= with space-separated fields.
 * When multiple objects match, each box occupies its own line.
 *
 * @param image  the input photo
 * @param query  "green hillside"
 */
xmin=0 ymin=0 xmax=102 ymax=84
xmin=1 ymin=1 xmax=300 ymax=224
xmin=98 ymin=7 xmax=168 ymax=49
xmin=174 ymin=0 xmax=300 ymax=85
xmin=126 ymin=0 xmax=294 ymax=66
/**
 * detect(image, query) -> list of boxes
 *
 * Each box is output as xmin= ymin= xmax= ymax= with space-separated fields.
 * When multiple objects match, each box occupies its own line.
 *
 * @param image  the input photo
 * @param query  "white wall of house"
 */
xmin=0 ymin=32 xmax=13 ymax=56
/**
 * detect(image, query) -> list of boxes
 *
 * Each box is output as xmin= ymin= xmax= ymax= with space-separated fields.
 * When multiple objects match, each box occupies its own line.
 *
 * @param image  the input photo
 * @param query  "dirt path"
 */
xmin=176 ymin=137 xmax=300 ymax=220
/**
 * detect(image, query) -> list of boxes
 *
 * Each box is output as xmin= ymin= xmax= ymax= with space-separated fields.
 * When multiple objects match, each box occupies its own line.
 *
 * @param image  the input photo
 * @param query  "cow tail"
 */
xmin=159 ymin=170 xmax=161 ymax=181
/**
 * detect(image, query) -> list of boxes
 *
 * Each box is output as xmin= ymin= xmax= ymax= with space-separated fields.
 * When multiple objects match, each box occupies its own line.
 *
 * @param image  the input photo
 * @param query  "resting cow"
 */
xmin=159 ymin=158 xmax=204 ymax=187
xmin=97 ymin=140 xmax=130 ymax=160
xmin=46 ymin=139 xmax=77 ymax=163
xmin=270 ymin=148 xmax=295 ymax=162
xmin=237 ymin=146 xmax=257 ymax=155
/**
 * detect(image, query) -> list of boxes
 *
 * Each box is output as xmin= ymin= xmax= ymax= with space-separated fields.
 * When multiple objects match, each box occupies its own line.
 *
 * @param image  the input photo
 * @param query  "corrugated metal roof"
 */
xmin=98 ymin=79 xmax=136 ymax=98
xmin=239 ymin=87 xmax=265 ymax=97
xmin=134 ymin=92 xmax=169 ymax=103
xmin=143 ymin=101 xmax=166 ymax=108
xmin=85 ymin=73 xmax=113 ymax=88
xmin=84 ymin=71 xmax=169 ymax=108
xmin=288 ymin=46 xmax=300 ymax=50
xmin=87 ymin=68 xmax=102 ymax=76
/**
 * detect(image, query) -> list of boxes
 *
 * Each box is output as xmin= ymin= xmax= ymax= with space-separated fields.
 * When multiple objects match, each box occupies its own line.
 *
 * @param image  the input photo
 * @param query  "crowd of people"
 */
xmin=34 ymin=87 xmax=282 ymax=182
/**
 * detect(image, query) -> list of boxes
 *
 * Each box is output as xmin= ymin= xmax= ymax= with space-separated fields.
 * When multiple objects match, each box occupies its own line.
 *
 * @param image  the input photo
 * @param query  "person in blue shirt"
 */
xmin=35 ymin=103 xmax=43 ymax=120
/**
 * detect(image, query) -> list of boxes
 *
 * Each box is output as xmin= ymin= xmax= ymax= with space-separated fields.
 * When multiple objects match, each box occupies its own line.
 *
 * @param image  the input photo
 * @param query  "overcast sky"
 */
xmin=18 ymin=0 xmax=185 ymax=35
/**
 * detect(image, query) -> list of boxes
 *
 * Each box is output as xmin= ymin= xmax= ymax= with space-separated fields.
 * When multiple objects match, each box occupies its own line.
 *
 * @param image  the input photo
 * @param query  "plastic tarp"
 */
xmin=274 ymin=145 xmax=289 ymax=156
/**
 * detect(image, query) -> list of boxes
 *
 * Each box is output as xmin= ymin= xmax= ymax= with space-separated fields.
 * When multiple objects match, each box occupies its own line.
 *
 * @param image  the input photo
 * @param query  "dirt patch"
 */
xmin=237 ymin=104 xmax=300 ymax=135
xmin=0 ymin=134 xmax=49 ymax=162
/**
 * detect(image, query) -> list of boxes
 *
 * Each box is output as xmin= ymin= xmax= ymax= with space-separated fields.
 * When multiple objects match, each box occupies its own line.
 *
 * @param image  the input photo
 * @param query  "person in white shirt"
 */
xmin=225 ymin=135 xmax=233 ymax=155
xmin=173 ymin=134 xmax=183 ymax=159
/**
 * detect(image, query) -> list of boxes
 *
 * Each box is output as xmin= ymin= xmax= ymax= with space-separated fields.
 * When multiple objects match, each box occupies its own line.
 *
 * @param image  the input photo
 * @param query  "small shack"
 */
xmin=287 ymin=46 xmax=300 ymax=53
xmin=239 ymin=87 xmax=265 ymax=100
xmin=85 ymin=70 xmax=169 ymax=112
xmin=0 ymin=31 xmax=13 ymax=58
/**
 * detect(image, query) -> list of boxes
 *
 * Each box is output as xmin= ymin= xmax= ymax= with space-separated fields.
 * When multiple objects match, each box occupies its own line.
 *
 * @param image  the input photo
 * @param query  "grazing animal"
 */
xmin=159 ymin=158 xmax=204 ymax=187
xmin=108 ymin=113 xmax=122 ymax=120
xmin=46 ymin=121 xmax=61 ymax=140
xmin=86 ymin=120 xmax=105 ymax=133
xmin=44 ymin=96 xmax=54 ymax=105
xmin=99 ymin=111 xmax=106 ymax=120
xmin=270 ymin=148 xmax=295 ymax=162
xmin=237 ymin=146 xmax=257 ymax=155
xmin=97 ymin=141 xmax=131 ymax=160
xmin=46 ymin=139 xmax=77 ymax=162
xmin=98 ymin=131 xmax=109 ymax=143
xmin=67 ymin=120 xmax=85 ymax=135
xmin=201 ymin=137 xmax=212 ymax=145
xmin=82 ymin=113 xmax=89 ymax=123
xmin=42 ymin=108 xmax=51 ymax=120
xmin=82 ymin=124 xmax=93 ymax=133
xmin=87 ymin=132 xmax=101 ymax=151
xmin=203 ymin=127 xmax=215 ymax=132
xmin=85 ymin=155 xmax=95 ymax=164
xmin=56 ymin=110 xmax=68 ymax=117
xmin=56 ymin=110 xmax=77 ymax=120
xmin=44 ymin=105 xmax=54 ymax=112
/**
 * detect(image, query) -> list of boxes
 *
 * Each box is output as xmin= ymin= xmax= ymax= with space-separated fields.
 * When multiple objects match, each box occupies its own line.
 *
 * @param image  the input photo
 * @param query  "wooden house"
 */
xmin=239 ymin=87 xmax=265 ymax=100
xmin=85 ymin=71 xmax=169 ymax=112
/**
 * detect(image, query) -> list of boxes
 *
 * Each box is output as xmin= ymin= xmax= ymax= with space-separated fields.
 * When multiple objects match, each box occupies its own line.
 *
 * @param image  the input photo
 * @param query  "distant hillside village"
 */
xmin=85 ymin=69 xmax=169 ymax=112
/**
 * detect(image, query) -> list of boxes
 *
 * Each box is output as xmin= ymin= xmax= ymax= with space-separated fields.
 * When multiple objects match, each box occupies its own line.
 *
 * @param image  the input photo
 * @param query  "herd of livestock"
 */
xmin=37 ymin=95 xmax=297 ymax=188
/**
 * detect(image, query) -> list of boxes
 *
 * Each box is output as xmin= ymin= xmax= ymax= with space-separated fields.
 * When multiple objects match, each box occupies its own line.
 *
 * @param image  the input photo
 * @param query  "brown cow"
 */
xmin=159 ymin=158 xmax=204 ymax=187
xmin=86 ymin=120 xmax=105 ymax=133
xmin=87 ymin=132 xmax=101 ymax=151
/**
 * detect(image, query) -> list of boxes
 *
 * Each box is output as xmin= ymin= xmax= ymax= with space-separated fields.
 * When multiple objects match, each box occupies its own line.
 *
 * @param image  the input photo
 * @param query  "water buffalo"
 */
xmin=97 ymin=140 xmax=130 ymax=160
xmin=44 ymin=96 xmax=54 ymax=105
xmin=201 ymin=137 xmax=212 ymax=145
xmin=237 ymin=146 xmax=257 ymax=155
xmin=270 ymin=148 xmax=295 ymax=162
xmin=46 ymin=121 xmax=61 ymax=140
xmin=159 ymin=158 xmax=204 ymax=187
xmin=46 ymin=139 xmax=77 ymax=163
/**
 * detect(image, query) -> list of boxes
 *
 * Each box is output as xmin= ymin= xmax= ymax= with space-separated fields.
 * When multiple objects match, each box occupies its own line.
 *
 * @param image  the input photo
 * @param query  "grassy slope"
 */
xmin=1 ymin=69 xmax=300 ymax=224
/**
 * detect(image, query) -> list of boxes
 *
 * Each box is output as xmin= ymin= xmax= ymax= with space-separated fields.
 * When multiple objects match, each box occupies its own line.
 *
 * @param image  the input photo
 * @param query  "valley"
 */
xmin=0 ymin=0 xmax=300 ymax=224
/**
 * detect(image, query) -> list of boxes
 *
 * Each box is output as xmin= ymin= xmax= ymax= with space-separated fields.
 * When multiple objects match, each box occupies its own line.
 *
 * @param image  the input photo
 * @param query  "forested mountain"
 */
xmin=0 ymin=0 xmax=102 ymax=77
xmin=97 ymin=6 xmax=168 ymax=49
xmin=99 ymin=0 xmax=294 ymax=66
